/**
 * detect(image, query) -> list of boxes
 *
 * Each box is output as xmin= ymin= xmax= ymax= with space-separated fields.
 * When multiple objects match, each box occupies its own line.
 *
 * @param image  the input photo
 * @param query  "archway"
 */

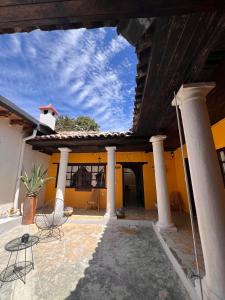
xmin=122 ymin=164 xmax=144 ymax=208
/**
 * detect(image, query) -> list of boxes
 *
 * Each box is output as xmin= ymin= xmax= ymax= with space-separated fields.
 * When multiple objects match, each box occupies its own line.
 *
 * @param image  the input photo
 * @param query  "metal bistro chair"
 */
xmin=35 ymin=211 xmax=68 ymax=241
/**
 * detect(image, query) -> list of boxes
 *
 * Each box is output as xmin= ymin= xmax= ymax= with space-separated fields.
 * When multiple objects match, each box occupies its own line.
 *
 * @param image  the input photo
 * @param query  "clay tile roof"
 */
xmin=33 ymin=131 xmax=133 ymax=141
xmin=39 ymin=104 xmax=59 ymax=115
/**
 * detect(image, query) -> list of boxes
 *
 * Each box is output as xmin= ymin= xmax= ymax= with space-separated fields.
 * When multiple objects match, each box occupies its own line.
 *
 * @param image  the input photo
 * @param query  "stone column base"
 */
xmin=156 ymin=221 xmax=177 ymax=233
xmin=104 ymin=212 xmax=117 ymax=220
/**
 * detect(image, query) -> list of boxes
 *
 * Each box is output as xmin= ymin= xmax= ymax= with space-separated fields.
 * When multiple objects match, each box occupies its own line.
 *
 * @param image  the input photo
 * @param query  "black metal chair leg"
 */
xmin=24 ymin=248 xmax=26 ymax=284
xmin=31 ymin=245 xmax=34 ymax=270
xmin=1 ymin=251 xmax=13 ymax=284
xmin=14 ymin=249 xmax=19 ymax=266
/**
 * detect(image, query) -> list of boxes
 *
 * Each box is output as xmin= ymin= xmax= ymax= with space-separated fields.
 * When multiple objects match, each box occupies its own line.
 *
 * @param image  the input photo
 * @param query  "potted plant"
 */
xmin=20 ymin=165 xmax=54 ymax=225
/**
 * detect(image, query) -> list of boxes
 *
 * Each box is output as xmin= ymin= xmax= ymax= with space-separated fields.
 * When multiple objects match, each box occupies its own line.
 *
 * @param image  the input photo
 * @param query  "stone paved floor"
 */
xmin=0 ymin=220 xmax=190 ymax=300
xmin=160 ymin=213 xmax=205 ymax=283
xmin=65 ymin=207 xmax=205 ymax=283
xmin=119 ymin=208 xmax=205 ymax=283
xmin=72 ymin=208 xmax=205 ymax=281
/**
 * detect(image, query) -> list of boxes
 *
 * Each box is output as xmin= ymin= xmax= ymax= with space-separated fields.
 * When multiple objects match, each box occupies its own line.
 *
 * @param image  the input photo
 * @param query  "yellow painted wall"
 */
xmin=174 ymin=117 xmax=225 ymax=212
xmin=45 ymin=151 xmax=177 ymax=210
xmin=211 ymin=118 xmax=225 ymax=150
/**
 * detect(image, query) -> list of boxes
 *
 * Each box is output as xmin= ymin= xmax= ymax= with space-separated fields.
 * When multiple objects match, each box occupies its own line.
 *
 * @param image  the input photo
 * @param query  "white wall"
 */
xmin=19 ymin=144 xmax=50 ymax=209
xmin=0 ymin=118 xmax=50 ymax=213
xmin=0 ymin=119 xmax=23 ymax=212
xmin=39 ymin=110 xmax=56 ymax=130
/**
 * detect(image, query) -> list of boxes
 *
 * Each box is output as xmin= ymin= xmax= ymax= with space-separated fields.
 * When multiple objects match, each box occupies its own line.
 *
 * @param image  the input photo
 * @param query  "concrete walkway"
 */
xmin=0 ymin=220 xmax=190 ymax=300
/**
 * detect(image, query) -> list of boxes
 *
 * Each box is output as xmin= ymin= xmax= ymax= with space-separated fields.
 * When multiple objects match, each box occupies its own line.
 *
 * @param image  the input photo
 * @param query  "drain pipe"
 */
xmin=13 ymin=128 xmax=38 ymax=211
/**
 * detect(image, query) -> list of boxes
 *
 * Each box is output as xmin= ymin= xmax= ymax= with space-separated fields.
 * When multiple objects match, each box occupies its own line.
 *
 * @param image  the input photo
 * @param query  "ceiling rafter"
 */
xmin=133 ymin=10 xmax=225 ymax=149
xmin=0 ymin=109 xmax=11 ymax=117
xmin=0 ymin=0 xmax=224 ymax=34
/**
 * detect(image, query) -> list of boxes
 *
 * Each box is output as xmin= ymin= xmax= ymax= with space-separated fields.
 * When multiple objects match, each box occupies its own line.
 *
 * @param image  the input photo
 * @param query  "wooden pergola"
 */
xmin=1 ymin=0 xmax=225 ymax=150
xmin=27 ymin=132 xmax=152 ymax=154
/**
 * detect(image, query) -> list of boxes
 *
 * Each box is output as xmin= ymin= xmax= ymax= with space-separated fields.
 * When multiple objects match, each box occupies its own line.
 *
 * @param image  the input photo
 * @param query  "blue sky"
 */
xmin=0 ymin=28 xmax=136 ymax=131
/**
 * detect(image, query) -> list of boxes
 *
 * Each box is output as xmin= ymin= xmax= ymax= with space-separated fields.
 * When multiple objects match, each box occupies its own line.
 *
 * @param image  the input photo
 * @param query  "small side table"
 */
xmin=0 ymin=235 xmax=39 ymax=284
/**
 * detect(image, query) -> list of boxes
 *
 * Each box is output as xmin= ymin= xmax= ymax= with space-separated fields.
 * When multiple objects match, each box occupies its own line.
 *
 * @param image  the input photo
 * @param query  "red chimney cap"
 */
xmin=39 ymin=104 xmax=59 ymax=115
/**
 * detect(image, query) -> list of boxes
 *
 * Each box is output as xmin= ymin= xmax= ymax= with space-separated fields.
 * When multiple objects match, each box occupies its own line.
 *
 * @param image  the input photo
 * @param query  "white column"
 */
xmin=172 ymin=82 xmax=225 ymax=300
xmin=55 ymin=147 xmax=71 ymax=215
xmin=105 ymin=146 xmax=116 ymax=219
xmin=150 ymin=136 xmax=176 ymax=232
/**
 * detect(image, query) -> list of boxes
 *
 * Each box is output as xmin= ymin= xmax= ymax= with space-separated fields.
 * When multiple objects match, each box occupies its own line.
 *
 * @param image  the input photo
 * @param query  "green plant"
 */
xmin=55 ymin=115 xmax=100 ymax=132
xmin=20 ymin=165 xmax=54 ymax=197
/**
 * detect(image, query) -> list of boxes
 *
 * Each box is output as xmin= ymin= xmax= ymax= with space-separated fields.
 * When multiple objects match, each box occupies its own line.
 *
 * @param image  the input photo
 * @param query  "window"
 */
xmin=217 ymin=147 xmax=225 ymax=185
xmin=63 ymin=164 xmax=106 ymax=189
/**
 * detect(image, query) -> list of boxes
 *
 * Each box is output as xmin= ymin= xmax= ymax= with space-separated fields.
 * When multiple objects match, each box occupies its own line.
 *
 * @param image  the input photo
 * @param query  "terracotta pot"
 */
xmin=22 ymin=196 xmax=37 ymax=225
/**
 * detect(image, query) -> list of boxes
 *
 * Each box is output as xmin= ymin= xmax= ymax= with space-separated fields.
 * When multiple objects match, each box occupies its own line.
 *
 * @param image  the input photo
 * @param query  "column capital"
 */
xmin=172 ymin=82 xmax=215 ymax=107
xmin=150 ymin=135 xmax=167 ymax=144
xmin=58 ymin=147 xmax=71 ymax=153
xmin=105 ymin=146 xmax=116 ymax=152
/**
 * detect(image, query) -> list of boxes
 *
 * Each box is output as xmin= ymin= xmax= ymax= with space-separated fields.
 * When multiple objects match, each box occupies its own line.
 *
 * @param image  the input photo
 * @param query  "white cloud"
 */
xmin=69 ymin=80 xmax=84 ymax=94
xmin=0 ymin=28 xmax=136 ymax=131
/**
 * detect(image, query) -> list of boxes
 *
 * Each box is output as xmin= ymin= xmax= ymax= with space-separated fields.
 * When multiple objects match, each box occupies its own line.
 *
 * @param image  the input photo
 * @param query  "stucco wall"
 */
xmin=19 ymin=144 xmax=50 ymax=209
xmin=0 ymin=119 xmax=23 ymax=212
xmin=0 ymin=118 xmax=50 ymax=212
xmin=45 ymin=151 xmax=177 ymax=210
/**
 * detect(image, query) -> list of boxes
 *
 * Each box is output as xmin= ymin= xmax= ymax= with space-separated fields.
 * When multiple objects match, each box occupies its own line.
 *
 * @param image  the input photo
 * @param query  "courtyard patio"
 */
xmin=0 ymin=210 xmax=203 ymax=300
xmin=69 ymin=208 xmax=205 ymax=281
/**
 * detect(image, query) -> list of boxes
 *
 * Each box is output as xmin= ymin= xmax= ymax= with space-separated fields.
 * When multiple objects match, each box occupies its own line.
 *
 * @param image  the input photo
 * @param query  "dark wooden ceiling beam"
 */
xmin=135 ymin=11 xmax=225 ymax=149
xmin=0 ymin=1 xmax=224 ymax=34
xmin=0 ymin=109 xmax=11 ymax=117
xmin=32 ymin=143 xmax=152 ymax=154
xmin=29 ymin=138 xmax=150 ymax=147
xmin=22 ymin=124 xmax=34 ymax=131
xmin=9 ymin=119 xmax=25 ymax=125
xmin=207 ymin=60 xmax=225 ymax=125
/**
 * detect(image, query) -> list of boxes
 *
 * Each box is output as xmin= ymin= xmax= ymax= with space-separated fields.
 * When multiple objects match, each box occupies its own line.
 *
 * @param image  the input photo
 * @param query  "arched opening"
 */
xmin=122 ymin=164 xmax=144 ymax=208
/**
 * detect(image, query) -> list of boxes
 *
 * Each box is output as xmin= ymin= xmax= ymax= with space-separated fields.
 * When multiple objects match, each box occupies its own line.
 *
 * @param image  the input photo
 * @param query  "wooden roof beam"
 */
xmin=136 ymin=40 xmax=152 ymax=55
xmin=0 ymin=1 xmax=224 ymax=34
xmin=9 ymin=118 xmax=26 ymax=126
xmin=0 ymin=109 xmax=11 ymax=117
xmin=135 ymin=11 xmax=225 ymax=149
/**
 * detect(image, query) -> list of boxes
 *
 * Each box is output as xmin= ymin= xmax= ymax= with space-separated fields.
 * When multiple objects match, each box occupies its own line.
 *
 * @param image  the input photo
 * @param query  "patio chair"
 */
xmin=35 ymin=211 xmax=68 ymax=241
xmin=86 ymin=189 xmax=100 ymax=211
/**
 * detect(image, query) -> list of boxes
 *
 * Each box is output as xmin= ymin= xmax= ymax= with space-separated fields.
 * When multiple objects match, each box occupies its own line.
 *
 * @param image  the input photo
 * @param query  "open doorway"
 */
xmin=122 ymin=163 xmax=144 ymax=208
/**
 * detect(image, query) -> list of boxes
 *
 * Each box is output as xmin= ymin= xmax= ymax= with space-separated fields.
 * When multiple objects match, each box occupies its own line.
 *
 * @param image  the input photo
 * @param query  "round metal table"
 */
xmin=0 ymin=235 xmax=39 ymax=284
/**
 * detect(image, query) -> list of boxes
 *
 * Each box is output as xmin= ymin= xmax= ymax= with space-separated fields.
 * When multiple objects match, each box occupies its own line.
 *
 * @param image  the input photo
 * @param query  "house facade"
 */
xmin=26 ymin=116 xmax=225 ymax=216
xmin=1 ymin=2 xmax=225 ymax=298
xmin=0 ymin=96 xmax=54 ymax=213
xmin=2 ymin=93 xmax=225 ymax=220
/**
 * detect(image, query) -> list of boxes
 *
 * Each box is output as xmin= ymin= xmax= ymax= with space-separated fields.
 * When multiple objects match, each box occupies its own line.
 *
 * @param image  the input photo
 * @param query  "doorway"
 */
xmin=122 ymin=163 xmax=144 ymax=208
xmin=185 ymin=158 xmax=197 ymax=217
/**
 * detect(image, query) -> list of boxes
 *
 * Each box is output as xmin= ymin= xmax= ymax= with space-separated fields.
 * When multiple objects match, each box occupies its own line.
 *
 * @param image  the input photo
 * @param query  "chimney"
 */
xmin=39 ymin=104 xmax=59 ymax=130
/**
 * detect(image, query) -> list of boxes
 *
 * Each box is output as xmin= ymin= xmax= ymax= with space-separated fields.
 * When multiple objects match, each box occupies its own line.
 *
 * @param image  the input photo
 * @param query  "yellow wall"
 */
xmin=174 ymin=117 xmax=225 ymax=212
xmin=45 ymin=151 xmax=177 ymax=210
xmin=211 ymin=118 xmax=225 ymax=150
xmin=44 ymin=118 xmax=225 ymax=212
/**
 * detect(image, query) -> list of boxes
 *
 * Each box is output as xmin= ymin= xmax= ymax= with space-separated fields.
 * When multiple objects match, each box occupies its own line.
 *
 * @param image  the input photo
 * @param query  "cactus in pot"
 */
xmin=20 ymin=165 xmax=54 ymax=225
